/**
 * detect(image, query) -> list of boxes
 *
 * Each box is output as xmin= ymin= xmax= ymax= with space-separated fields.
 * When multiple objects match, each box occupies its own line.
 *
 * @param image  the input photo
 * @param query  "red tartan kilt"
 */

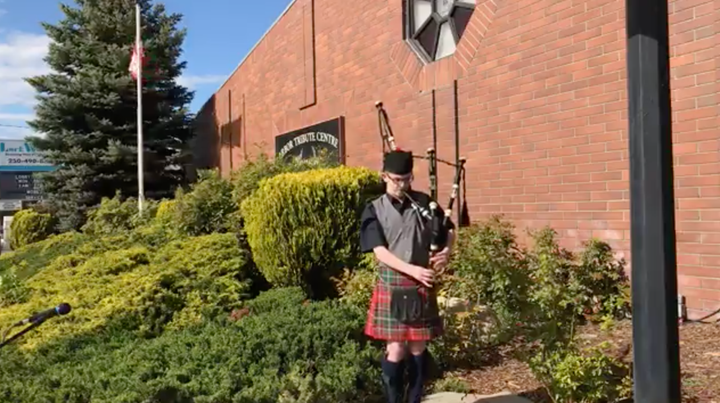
xmin=364 ymin=283 xmax=444 ymax=342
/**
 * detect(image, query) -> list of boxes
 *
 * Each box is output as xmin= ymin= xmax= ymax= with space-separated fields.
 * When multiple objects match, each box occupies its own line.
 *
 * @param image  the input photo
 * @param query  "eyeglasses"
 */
xmin=385 ymin=174 xmax=413 ymax=185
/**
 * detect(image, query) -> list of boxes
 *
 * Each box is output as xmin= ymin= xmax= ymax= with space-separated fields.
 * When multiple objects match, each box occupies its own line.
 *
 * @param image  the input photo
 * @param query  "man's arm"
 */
xmin=360 ymin=203 xmax=421 ymax=278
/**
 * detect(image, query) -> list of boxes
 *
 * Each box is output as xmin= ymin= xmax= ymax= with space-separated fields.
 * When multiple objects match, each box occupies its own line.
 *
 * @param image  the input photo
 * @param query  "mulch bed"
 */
xmin=448 ymin=320 xmax=720 ymax=402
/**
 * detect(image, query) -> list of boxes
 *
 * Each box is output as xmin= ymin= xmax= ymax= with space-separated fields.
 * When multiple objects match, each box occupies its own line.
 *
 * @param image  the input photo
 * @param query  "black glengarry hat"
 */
xmin=383 ymin=150 xmax=413 ymax=175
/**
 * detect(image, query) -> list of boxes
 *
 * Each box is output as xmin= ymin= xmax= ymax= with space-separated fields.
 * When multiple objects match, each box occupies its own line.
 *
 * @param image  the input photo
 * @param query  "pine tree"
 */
xmin=26 ymin=0 xmax=194 ymax=231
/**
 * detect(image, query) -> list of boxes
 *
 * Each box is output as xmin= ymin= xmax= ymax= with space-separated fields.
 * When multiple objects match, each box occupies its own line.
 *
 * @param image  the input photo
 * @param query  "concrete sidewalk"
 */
xmin=424 ymin=391 xmax=533 ymax=403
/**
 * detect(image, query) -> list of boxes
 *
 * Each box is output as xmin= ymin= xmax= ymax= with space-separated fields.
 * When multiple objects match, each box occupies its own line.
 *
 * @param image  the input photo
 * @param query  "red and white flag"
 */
xmin=129 ymin=40 xmax=144 ymax=80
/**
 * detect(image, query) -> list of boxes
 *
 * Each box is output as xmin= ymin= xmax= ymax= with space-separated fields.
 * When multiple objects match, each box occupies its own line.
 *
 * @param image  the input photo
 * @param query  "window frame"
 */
xmin=404 ymin=0 xmax=475 ymax=63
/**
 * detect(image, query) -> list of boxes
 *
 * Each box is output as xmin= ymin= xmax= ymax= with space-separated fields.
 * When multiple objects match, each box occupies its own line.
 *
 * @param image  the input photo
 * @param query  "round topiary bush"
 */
xmin=241 ymin=166 xmax=382 ymax=296
xmin=8 ymin=209 xmax=55 ymax=250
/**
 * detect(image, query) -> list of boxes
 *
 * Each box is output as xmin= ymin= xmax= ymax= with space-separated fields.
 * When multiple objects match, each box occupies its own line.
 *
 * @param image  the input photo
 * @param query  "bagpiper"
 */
xmin=359 ymin=150 xmax=455 ymax=403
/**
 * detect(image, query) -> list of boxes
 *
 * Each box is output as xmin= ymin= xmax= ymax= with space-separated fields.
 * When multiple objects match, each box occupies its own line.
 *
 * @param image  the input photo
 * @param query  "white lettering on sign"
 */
xmin=277 ymin=131 xmax=339 ymax=158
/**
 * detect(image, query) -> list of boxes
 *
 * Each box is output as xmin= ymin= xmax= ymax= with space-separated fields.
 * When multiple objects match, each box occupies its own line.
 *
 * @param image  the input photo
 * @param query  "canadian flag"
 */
xmin=129 ymin=41 xmax=144 ymax=80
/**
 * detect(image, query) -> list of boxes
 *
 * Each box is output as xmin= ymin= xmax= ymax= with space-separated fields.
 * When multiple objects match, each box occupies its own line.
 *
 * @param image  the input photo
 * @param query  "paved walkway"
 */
xmin=424 ymin=391 xmax=533 ymax=403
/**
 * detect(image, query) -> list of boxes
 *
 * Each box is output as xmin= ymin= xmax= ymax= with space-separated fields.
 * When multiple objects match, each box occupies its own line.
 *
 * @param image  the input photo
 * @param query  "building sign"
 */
xmin=0 ymin=172 xmax=44 ymax=201
xmin=274 ymin=117 xmax=345 ymax=163
xmin=0 ymin=200 xmax=23 ymax=211
xmin=0 ymin=140 xmax=54 ymax=172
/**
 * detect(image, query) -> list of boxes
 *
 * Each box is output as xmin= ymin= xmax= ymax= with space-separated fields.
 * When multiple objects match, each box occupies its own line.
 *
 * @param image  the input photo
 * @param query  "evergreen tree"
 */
xmin=26 ymin=0 xmax=194 ymax=231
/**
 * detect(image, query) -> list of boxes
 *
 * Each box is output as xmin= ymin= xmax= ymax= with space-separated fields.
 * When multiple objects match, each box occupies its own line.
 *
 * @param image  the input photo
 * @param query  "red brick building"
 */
xmin=195 ymin=0 xmax=720 ymax=319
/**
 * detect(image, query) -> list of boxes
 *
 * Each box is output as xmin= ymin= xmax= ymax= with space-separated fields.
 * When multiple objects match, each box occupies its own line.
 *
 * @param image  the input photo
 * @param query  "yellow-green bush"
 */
xmin=0 ymin=232 xmax=256 ymax=349
xmin=0 ymin=231 xmax=89 ymax=280
xmin=171 ymin=169 xmax=238 ymax=236
xmin=81 ymin=194 xmax=158 ymax=236
xmin=241 ymin=166 xmax=382 ymax=296
xmin=528 ymin=342 xmax=633 ymax=403
xmin=231 ymin=152 xmax=340 ymax=206
xmin=8 ymin=209 xmax=56 ymax=250
xmin=154 ymin=199 xmax=178 ymax=224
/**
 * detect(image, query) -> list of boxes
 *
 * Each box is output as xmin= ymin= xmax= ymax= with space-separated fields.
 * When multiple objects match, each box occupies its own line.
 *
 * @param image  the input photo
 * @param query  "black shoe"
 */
xmin=381 ymin=356 xmax=406 ymax=403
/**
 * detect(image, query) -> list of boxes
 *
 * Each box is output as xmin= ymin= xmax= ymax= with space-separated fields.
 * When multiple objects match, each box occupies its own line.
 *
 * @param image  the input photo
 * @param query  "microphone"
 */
xmin=14 ymin=303 xmax=71 ymax=327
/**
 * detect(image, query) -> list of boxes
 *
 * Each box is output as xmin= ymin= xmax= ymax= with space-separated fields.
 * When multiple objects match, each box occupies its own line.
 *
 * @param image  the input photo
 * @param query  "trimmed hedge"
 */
xmin=241 ymin=166 xmax=382 ymax=295
xmin=8 ymin=209 xmax=55 ymax=250
xmin=230 ymin=152 xmax=340 ymax=206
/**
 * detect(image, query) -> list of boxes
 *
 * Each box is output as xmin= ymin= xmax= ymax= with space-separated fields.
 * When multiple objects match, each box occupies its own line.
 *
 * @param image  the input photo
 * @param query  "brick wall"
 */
xmin=195 ymin=0 xmax=720 ymax=319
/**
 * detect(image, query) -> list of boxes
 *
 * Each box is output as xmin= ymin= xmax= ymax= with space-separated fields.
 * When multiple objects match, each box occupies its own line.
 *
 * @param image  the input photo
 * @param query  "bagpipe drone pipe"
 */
xmin=375 ymin=100 xmax=469 ymax=257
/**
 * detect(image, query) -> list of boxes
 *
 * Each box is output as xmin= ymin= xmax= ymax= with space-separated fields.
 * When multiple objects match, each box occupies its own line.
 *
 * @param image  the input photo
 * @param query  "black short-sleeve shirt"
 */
xmin=359 ymin=190 xmax=455 ymax=253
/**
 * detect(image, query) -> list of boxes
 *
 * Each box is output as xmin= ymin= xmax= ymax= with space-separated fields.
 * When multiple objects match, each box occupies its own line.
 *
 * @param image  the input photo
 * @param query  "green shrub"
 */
xmin=0 ymin=231 xmax=89 ymax=280
xmin=528 ymin=342 xmax=633 ymax=403
xmin=429 ymin=303 xmax=500 ymax=369
xmin=0 ymin=233 xmax=256 ymax=348
xmin=0 ymin=269 xmax=29 ymax=307
xmin=441 ymin=216 xmax=530 ymax=339
xmin=8 ymin=209 xmax=55 ymax=250
xmin=154 ymin=198 xmax=178 ymax=224
xmin=244 ymin=286 xmax=309 ymax=315
xmin=81 ymin=194 xmax=158 ymax=236
xmin=334 ymin=253 xmax=377 ymax=311
xmin=231 ymin=152 xmax=340 ymax=206
xmin=577 ymin=239 xmax=631 ymax=324
xmin=0 ymin=288 xmax=383 ymax=403
xmin=524 ymin=227 xmax=580 ymax=349
xmin=241 ymin=166 xmax=383 ymax=297
xmin=171 ymin=169 xmax=237 ymax=236
xmin=521 ymin=228 xmax=633 ymax=402
xmin=523 ymin=228 xmax=630 ymax=347
xmin=146 ymin=233 xmax=258 ymax=331
xmin=432 ymin=216 xmax=633 ymax=399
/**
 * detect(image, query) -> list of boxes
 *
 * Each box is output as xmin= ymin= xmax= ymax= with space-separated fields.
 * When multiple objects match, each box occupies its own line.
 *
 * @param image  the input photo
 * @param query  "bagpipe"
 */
xmin=375 ymin=101 xmax=468 ymax=256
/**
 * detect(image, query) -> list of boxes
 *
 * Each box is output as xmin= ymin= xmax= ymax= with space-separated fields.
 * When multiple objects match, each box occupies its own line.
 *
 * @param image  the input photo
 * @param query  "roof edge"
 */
xmin=213 ymin=0 xmax=298 ymax=95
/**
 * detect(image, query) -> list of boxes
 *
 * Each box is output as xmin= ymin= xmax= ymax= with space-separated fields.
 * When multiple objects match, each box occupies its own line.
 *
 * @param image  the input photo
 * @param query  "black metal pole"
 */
xmin=625 ymin=1 xmax=681 ymax=402
xmin=453 ymin=80 xmax=461 ymax=227
xmin=431 ymin=90 xmax=438 ymax=201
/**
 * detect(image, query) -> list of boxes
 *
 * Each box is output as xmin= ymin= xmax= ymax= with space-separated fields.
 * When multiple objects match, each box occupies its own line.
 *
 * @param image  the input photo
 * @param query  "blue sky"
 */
xmin=0 ymin=0 xmax=293 ymax=140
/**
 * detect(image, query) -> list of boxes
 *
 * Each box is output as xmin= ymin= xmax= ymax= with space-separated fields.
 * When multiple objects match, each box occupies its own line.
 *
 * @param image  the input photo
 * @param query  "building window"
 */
xmin=407 ymin=0 xmax=475 ymax=62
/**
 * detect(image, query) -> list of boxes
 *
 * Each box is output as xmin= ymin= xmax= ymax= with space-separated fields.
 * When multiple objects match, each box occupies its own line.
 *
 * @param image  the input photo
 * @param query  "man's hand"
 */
xmin=429 ymin=247 xmax=451 ymax=271
xmin=411 ymin=266 xmax=435 ymax=288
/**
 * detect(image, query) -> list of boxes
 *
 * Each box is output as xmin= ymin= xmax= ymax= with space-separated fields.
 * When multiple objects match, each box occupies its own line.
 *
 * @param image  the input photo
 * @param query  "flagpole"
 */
xmin=135 ymin=2 xmax=145 ymax=214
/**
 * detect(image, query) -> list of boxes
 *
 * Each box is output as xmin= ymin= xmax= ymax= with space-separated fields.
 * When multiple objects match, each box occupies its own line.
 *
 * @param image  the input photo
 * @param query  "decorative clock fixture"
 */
xmin=406 ymin=0 xmax=476 ymax=62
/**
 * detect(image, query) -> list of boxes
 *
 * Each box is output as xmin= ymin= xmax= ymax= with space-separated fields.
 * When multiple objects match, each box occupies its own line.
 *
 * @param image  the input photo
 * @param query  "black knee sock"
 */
xmin=407 ymin=352 xmax=425 ymax=403
xmin=381 ymin=356 xmax=405 ymax=403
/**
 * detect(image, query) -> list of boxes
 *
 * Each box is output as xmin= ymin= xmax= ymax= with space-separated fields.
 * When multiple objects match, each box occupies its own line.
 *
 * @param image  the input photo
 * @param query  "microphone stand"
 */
xmin=0 ymin=321 xmax=44 ymax=350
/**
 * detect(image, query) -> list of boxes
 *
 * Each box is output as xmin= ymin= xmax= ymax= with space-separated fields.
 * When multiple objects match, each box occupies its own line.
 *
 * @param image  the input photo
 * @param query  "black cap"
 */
xmin=383 ymin=150 xmax=413 ymax=175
